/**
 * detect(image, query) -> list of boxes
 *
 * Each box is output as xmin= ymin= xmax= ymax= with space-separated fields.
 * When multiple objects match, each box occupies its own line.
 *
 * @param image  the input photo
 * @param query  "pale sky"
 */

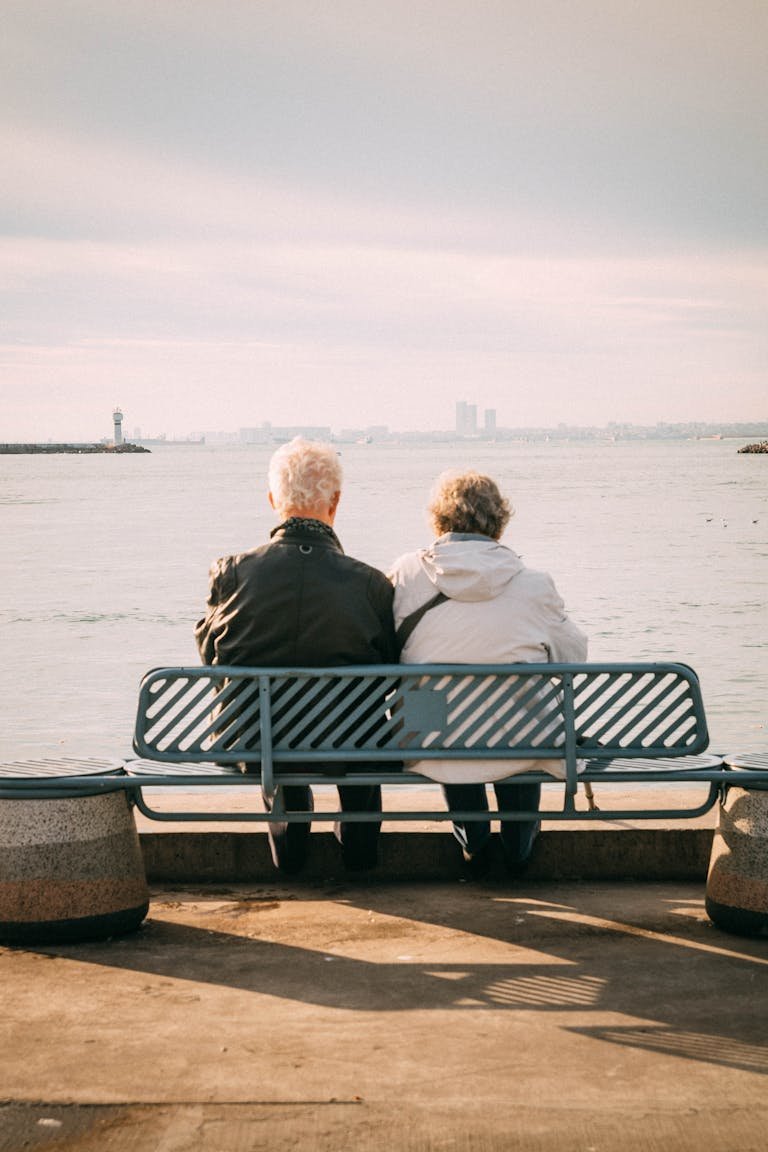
xmin=2 ymin=0 xmax=767 ymax=440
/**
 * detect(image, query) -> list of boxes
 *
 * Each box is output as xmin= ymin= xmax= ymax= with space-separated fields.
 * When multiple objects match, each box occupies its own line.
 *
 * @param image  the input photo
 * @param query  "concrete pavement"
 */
xmin=2 ymin=877 xmax=767 ymax=1151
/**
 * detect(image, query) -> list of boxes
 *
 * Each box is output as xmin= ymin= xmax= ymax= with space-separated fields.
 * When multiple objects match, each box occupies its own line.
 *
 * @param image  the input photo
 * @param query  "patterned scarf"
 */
xmin=272 ymin=517 xmax=341 ymax=546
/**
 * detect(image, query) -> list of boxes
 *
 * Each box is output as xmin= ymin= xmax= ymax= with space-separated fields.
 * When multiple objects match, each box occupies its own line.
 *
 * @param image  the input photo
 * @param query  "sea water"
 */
xmin=1 ymin=439 xmax=765 ymax=759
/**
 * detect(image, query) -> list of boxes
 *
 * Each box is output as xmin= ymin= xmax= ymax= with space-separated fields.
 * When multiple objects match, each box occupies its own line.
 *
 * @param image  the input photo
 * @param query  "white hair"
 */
xmin=268 ymin=438 xmax=342 ymax=514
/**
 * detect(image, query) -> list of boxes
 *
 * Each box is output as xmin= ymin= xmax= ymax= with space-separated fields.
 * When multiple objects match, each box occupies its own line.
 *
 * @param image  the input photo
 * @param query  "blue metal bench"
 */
xmin=115 ymin=661 xmax=768 ymax=826
xmin=5 ymin=664 xmax=766 ymax=824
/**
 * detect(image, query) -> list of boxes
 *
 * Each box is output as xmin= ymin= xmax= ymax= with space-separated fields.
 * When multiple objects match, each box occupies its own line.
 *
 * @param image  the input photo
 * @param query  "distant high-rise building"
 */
xmin=455 ymin=401 xmax=478 ymax=437
xmin=484 ymin=408 xmax=496 ymax=436
xmin=113 ymin=407 xmax=123 ymax=446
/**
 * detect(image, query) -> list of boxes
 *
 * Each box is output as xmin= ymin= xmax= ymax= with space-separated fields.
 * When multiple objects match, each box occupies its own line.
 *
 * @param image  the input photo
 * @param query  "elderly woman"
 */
xmin=388 ymin=470 xmax=587 ymax=876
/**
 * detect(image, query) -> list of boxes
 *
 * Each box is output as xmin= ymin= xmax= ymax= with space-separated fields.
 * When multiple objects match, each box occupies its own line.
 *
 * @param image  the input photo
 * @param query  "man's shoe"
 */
xmin=461 ymin=839 xmax=495 ymax=879
xmin=274 ymin=856 xmax=307 ymax=876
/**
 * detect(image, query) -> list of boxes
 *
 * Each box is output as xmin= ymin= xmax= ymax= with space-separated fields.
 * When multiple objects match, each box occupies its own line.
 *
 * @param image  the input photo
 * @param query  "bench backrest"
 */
xmin=133 ymin=663 xmax=709 ymax=777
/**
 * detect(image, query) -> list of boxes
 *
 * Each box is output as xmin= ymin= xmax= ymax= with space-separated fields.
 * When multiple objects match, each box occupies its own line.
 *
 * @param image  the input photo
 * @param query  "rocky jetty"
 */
xmin=0 ymin=442 xmax=150 ymax=454
xmin=737 ymin=441 xmax=768 ymax=454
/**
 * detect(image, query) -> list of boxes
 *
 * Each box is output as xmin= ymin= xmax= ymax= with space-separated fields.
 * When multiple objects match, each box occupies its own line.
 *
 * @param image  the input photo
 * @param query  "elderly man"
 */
xmin=195 ymin=437 xmax=397 ymax=873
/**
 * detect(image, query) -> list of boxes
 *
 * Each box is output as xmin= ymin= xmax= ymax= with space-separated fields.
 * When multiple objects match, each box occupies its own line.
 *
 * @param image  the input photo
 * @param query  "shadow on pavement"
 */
xmin=20 ymin=880 xmax=768 ymax=1077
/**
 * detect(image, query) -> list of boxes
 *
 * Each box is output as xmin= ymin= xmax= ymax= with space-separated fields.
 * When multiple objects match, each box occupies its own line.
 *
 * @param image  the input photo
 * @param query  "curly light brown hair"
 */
xmin=428 ymin=470 xmax=513 ymax=540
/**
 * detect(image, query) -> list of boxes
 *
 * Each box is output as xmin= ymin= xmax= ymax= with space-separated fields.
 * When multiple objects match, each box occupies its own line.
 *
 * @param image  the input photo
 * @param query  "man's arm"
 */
xmin=369 ymin=570 xmax=399 ymax=664
xmin=194 ymin=556 xmax=236 ymax=665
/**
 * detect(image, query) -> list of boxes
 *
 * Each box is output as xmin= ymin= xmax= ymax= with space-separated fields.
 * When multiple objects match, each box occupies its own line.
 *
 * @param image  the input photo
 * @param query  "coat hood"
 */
xmin=418 ymin=533 xmax=524 ymax=602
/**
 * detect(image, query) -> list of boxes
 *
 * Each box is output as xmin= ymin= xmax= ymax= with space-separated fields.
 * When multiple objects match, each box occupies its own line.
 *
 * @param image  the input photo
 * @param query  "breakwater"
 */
xmin=738 ymin=440 xmax=768 ymax=454
xmin=0 ymin=443 xmax=150 ymax=454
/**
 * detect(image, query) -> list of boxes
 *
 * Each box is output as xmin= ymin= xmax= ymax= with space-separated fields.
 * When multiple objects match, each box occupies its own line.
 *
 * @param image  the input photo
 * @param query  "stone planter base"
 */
xmin=0 ymin=789 xmax=149 ymax=945
xmin=706 ymin=783 xmax=768 ymax=937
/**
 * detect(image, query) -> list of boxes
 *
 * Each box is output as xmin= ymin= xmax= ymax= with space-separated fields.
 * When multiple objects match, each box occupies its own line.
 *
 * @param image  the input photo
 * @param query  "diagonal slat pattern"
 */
xmin=207 ymin=680 xmax=263 ymax=753
xmin=572 ymin=671 xmax=702 ymax=751
xmin=134 ymin=663 xmax=708 ymax=761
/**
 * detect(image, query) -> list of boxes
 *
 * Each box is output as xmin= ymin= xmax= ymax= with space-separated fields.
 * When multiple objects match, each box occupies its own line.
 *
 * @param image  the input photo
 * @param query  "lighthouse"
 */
xmin=113 ymin=407 xmax=124 ymax=446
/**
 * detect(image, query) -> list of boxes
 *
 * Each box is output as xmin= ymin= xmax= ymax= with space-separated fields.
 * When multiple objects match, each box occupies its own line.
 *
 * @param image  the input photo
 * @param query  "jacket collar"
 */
xmin=270 ymin=517 xmax=343 ymax=551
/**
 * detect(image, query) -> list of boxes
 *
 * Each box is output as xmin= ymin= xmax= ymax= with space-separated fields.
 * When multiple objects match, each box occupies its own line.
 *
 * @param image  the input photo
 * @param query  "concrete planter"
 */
xmin=706 ymin=783 xmax=768 ymax=937
xmin=0 ymin=789 xmax=149 ymax=944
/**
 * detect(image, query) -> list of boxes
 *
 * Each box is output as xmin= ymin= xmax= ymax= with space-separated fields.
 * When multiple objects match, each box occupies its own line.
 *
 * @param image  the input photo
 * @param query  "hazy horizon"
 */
xmin=2 ymin=2 xmax=767 ymax=441
xmin=4 ymin=413 xmax=768 ymax=446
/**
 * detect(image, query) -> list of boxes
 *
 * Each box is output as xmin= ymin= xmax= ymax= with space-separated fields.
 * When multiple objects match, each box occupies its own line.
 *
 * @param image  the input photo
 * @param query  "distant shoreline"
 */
xmin=0 ymin=443 xmax=150 ymax=454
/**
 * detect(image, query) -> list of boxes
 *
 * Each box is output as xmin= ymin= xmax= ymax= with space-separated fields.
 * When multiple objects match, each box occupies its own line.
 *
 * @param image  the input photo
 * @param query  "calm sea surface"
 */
xmin=1 ymin=439 xmax=766 ymax=759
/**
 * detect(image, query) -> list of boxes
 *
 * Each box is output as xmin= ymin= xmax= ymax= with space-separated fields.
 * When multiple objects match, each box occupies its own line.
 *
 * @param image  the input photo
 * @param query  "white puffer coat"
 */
xmin=388 ymin=533 xmax=588 ymax=783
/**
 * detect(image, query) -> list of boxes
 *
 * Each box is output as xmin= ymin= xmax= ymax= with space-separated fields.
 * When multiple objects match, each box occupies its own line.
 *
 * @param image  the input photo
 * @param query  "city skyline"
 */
xmin=4 ymin=405 xmax=768 ymax=448
xmin=140 ymin=411 xmax=768 ymax=445
xmin=2 ymin=3 xmax=767 ymax=441
xmin=3 ymin=391 xmax=768 ymax=449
